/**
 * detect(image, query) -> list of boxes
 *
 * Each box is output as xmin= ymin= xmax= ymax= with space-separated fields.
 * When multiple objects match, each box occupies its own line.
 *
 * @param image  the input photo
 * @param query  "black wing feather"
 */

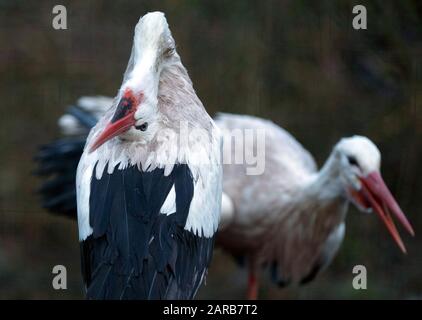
xmin=34 ymin=105 xmax=97 ymax=219
xmin=34 ymin=138 xmax=85 ymax=218
xmin=81 ymin=163 xmax=214 ymax=299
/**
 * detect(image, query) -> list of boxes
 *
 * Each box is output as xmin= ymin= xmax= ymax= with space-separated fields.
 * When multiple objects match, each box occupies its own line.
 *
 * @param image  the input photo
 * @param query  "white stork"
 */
xmin=216 ymin=113 xmax=414 ymax=299
xmin=71 ymin=12 xmax=222 ymax=299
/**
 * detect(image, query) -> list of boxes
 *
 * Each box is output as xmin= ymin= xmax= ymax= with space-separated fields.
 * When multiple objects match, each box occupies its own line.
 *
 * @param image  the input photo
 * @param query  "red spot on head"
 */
xmin=123 ymin=88 xmax=143 ymax=105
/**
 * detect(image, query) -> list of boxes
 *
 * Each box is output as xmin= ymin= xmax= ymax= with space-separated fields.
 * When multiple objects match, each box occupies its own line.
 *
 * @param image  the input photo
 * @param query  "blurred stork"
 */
xmin=40 ymin=12 xmax=223 ymax=299
xmin=216 ymin=114 xmax=414 ymax=299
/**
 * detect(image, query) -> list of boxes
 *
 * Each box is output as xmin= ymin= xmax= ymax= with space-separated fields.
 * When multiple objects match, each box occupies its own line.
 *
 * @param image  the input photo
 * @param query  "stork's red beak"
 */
xmin=89 ymin=90 xmax=139 ymax=153
xmin=89 ymin=112 xmax=136 ymax=153
xmin=352 ymin=171 xmax=414 ymax=253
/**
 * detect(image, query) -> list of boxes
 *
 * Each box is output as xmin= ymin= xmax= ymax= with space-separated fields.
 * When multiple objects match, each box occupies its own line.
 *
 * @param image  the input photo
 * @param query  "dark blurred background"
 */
xmin=0 ymin=0 xmax=421 ymax=299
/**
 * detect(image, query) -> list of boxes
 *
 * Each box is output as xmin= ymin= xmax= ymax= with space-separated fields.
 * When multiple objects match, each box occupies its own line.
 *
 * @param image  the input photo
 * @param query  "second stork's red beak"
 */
xmin=357 ymin=172 xmax=414 ymax=253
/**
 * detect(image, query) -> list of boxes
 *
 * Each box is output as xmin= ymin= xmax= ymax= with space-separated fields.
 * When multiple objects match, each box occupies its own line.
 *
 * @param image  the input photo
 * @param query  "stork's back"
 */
xmin=216 ymin=113 xmax=317 ymax=179
xmin=216 ymin=112 xmax=317 ymax=202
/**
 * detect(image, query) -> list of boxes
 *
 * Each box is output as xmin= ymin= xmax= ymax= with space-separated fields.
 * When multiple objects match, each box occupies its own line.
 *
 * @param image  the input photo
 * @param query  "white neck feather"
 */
xmin=306 ymin=152 xmax=345 ymax=202
xmin=283 ymin=151 xmax=348 ymax=230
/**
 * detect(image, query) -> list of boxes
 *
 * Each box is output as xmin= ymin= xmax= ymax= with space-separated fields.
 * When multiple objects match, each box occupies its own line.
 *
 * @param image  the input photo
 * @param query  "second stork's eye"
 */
xmin=347 ymin=155 xmax=359 ymax=167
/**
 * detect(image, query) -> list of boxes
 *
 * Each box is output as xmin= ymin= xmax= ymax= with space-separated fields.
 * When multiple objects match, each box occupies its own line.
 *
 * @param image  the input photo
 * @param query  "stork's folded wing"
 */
xmin=81 ymin=163 xmax=214 ymax=299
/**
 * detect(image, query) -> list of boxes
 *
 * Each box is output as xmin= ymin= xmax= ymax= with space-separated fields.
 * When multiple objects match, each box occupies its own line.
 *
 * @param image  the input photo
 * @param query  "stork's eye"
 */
xmin=347 ymin=155 xmax=359 ymax=167
xmin=163 ymin=47 xmax=175 ymax=57
xmin=136 ymin=122 xmax=148 ymax=131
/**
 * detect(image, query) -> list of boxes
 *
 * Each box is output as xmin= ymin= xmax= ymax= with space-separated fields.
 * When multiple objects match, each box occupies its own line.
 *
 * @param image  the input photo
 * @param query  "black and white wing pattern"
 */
xmin=78 ymin=163 xmax=215 ymax=299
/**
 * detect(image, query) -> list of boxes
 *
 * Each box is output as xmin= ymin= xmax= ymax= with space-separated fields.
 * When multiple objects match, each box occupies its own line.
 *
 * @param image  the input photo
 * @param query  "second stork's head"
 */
xmin=331 ymin=136 xmax=414 ymax=253
xmin=90 ymin=12 xmax=178 ymax=152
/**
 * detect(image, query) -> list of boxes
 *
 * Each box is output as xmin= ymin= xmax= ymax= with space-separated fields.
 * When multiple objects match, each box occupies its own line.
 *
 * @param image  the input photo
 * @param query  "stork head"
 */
xmin=90 ymin=12 xmax=177 ymax=152
xmin=334 ymin=136 xmax=414 ymax=253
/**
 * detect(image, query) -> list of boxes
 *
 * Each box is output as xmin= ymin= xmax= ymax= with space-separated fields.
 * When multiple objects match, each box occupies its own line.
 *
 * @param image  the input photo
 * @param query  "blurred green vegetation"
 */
xmin=0 ymin=0 xmax=421 ymax=299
